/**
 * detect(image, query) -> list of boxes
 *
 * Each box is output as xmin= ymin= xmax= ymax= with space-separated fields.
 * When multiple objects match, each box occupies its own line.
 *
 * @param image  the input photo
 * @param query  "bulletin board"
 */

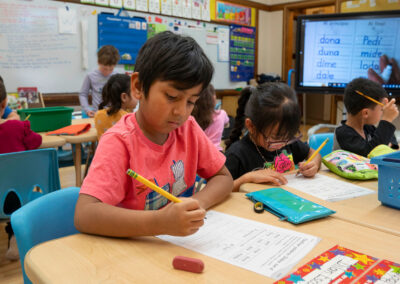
xmin=98 ymin=12 xmax=147 ymax=65
xmin=0 ymin=0 xmax=247 ymax=93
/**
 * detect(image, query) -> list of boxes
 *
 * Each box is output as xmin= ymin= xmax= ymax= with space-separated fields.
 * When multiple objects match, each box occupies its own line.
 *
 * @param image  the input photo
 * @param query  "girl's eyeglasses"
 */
xmin=262 ymin=132 xmax=303 ymax=148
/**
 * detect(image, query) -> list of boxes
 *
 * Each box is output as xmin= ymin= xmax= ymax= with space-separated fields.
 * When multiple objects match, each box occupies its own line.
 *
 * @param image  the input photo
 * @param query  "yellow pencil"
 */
xmin=24 ymin=114 xmax=31 ymax=121
xmin=127 ymin=169 xmax=182 ymax=203
xmin=296 ymin=138 xmax=329 ymax=176
xmin=355 ymin=90 xmax=384 ymax=106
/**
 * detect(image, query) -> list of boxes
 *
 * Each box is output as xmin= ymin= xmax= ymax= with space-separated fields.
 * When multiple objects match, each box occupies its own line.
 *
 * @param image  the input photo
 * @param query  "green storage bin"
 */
xmin=17 ymin=107 xmax=74 ymax=132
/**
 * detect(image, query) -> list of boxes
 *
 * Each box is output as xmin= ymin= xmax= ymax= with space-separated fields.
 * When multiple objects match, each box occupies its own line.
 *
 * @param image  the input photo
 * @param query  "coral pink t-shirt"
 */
xmin=80 ymin=113 xmax=226 ymax=210
xmin=0 ymin=120 xmax=42 ymax=154
xmin=204 ymin=110 xmax=229 ymax=151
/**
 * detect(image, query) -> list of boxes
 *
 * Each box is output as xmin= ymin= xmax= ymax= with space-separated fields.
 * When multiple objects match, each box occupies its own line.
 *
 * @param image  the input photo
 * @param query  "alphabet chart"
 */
xmin=302 ymin=17 xmax=400 ymax=87
xmin=276 ymin=245 xmax=400 ymax=284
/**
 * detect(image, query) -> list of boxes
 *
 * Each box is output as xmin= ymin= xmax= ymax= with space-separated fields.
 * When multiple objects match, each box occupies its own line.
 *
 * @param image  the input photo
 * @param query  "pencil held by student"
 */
xmin=224 ymin=83 xmax=321 ymax=192
xmin=74 ymin=31 xmax=233 ymax=238
xmin=333 ymin=77 xmax=399 ymax=157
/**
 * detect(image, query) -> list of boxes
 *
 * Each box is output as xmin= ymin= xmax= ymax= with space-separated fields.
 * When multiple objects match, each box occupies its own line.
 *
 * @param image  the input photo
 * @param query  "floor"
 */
xmin=0 ymin=124 xmax=315 ymax=283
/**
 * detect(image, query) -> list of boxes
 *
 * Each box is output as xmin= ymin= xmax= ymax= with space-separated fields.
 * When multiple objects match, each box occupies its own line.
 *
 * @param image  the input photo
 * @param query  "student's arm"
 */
xmin=191 ymin=165 xmax=232 ymax=209
xmin=23 ymin=121 xmax=42 ymax=150
xmin=79 ymin=75 xmax=93 ymax=116
xmin=232 ymin=169 xmax=287 ymax=192
xmin=5 ymin=111 xmax=20 ymax=121
xmin=225 ymin=151 xmax=287 ymax=192
xmin=74 ymin=194 xmax=206 ymax=237
xmin=337 ymin=121 xmax=396 ymax=157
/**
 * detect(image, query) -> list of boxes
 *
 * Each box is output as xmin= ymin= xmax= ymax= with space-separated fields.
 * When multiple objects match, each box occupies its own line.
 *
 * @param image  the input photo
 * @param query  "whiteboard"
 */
xmin=0 ymin=0 xmax=247 ymax=92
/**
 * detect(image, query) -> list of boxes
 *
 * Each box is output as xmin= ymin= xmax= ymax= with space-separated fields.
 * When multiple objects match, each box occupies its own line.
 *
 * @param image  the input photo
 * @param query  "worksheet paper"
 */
xmin=285 ymin=173 xmax=374 ymax=202
xmin=158 ymin=210 xmax=320 ymax=279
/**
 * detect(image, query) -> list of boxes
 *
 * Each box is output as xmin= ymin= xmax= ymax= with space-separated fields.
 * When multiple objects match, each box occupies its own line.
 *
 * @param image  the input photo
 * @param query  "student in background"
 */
xmin=0 ymin=80 xmax=42 ymax=261
xmin=333 ymin=77 xmax=399 ymax=157
xmin=74 ymin=31 xmax=233 ymax=238
xmin=79 ymin=45 xmax=120 ymax=118
xmin=225 ymin=83 xmax=320 ymax=192
xmin=192 ymin=84 xmax=229 ymax=151
xmin=95 ymin=74 xmax=138 ymax=139
xmin=0 ymin=76 xmax=20 ymax=121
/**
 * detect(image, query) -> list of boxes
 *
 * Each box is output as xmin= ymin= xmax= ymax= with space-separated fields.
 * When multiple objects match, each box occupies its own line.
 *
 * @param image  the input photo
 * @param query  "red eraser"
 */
xmin=172 ymin=256 xmax=204 ymax=273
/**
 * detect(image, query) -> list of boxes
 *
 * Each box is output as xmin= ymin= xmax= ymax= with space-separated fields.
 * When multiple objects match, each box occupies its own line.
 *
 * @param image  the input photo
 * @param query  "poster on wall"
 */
xmin=229 ymin=24 xmax=255 ymax=82
xmin=182 ymin=0 xmax=191 ymax=18
xmin=215 ymin=0 xmax=252 ymax=26
xmin=191 ymin=0 xmax=201 ymax=20
xmin=123 ymin=0 xmax=136 ymax=10
xmin=201 ymin=0 xmax=210 ymax=21
xmin=136 ymin=0 xmax=149 ymax=12
xmin=149 ymin=0 xmax=161 ymax=13
xmin=161 ymin=0 xmax=172 ymax=15
xmin=172 ymin=0 xmax=182 ymax=17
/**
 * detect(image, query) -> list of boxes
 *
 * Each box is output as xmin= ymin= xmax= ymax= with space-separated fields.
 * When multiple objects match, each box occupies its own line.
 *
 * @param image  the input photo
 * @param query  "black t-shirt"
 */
xmin=335 ymin=120 xmax=398 ymax=157
xmin=225 ymin=134 xmax=310 ymax=180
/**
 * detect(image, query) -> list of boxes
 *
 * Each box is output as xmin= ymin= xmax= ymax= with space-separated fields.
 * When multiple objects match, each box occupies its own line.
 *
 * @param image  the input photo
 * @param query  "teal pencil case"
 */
xmin=246 ymin=188 xmax=335 ymax=224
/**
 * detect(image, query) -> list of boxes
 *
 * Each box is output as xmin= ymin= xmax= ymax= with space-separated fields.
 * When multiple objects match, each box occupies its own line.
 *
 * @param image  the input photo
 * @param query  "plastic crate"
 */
xmin=370 ymin=151 xmax=400 ymax=209
xmin=17 ymin=107 xmax=73 ymax=132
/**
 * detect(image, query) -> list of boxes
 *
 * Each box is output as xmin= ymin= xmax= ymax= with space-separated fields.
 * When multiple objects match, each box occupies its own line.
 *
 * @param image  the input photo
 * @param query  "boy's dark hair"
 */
xmin=225 ymin=82 xmax=301 ymax=150
xmin=99 ymin=74 xmax=131 ymax=115
xmin=134 ymin=31 xmax=214 ymax=97
xmin=344 ymin=77 xmax=388 ymax=115
xmin=97 ymin=45 xmax=120 ymax=66
xmin=192 ymin=84 xmax=215 ymax=130
xmin=0 ymin=81 xmax=6 ymax=103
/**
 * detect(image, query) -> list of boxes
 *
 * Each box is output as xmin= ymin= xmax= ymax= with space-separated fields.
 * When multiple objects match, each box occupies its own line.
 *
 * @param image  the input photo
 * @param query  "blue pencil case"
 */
xmin=246 ymin=188 xmax=335 ymax=224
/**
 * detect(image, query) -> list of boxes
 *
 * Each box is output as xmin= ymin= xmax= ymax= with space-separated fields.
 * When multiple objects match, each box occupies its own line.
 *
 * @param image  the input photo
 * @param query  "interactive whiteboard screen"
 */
xmin=295 ymin=10 xmax=400 ymax=95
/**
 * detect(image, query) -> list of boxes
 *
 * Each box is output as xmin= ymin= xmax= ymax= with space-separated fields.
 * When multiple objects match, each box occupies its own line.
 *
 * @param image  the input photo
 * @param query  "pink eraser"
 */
xmin=172 ymin=256 xmax=204 ymax=273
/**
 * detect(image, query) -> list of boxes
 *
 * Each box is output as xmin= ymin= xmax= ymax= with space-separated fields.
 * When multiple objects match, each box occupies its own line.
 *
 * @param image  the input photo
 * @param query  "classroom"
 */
xmin=1 ymin=0 xmax=400 ymax=283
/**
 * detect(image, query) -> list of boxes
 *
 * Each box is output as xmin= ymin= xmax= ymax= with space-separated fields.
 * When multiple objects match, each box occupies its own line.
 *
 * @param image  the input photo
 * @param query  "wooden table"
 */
xmin=240 ymin=169 xmax=400 ymax=237
xmin=38 ymin=133 xmax=66 ymax=149
xmin=64 ymin=118 xmax=97 ymax=187
xmin=25 ymin=193 xmax=400 ymax=283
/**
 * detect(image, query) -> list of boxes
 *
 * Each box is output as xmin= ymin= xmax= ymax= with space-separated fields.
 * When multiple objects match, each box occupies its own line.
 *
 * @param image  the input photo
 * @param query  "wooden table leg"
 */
xmin=74 ymin=143 xmax=82 ymax=187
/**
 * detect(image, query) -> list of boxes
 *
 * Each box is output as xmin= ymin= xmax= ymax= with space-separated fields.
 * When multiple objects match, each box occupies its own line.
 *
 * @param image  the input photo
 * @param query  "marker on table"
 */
xmin=24 ymin=114 xmax=31 ymax=121
xmin=296 ymin=137 xmax=329 ymax=177
xmin=355 ymin=90 xmax=384 ymax=107
xmin=126 ymin=169 xmax=182 ymax=203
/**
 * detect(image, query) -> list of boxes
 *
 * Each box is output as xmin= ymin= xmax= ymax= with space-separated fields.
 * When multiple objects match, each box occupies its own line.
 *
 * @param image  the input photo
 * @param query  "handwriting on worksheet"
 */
xmin=285 ymin=173 xmax=374 ymax=202
xmin=158 ymin=210 xmax=320 ymax=279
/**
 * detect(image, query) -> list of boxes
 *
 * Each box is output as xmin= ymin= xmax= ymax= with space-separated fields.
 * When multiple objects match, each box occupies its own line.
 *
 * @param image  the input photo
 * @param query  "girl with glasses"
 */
xmin=225 ymin=82 xmax=321 ymax=192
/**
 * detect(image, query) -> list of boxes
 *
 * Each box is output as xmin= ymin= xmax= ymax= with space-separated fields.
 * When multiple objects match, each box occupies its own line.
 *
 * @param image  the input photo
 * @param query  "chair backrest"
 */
xmin=11 ymin=187 xmax=80 ymax=284
xmin=308 ymin=133 xmax=335 ymax=158
xmin=0 ymin=148 xmax=61 ymax=219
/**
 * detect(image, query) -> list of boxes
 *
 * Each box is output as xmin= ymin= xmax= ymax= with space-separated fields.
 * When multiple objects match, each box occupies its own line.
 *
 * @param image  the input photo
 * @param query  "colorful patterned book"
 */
xmin=275 ymin=245 xmax=400 ymax=283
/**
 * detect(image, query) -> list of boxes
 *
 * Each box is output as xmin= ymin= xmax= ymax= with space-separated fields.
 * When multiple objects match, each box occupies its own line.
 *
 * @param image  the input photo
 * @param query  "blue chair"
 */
xmin=308 ymin=133 xmax=335 ymax=158
xmin=11 ymin=187 xmax=80 ymax=284
xmin=0 ymin=148 xmax=61 ymax=219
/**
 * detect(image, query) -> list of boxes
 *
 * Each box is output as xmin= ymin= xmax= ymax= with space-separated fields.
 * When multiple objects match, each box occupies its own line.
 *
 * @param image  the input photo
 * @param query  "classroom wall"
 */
xmin=257 ymin=10 xmax=283 ymax=77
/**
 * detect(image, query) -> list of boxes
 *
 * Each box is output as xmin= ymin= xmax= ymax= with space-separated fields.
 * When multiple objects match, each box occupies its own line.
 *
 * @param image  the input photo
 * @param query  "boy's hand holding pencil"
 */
xmin=127 ymin=169 xmax=206 ymax=236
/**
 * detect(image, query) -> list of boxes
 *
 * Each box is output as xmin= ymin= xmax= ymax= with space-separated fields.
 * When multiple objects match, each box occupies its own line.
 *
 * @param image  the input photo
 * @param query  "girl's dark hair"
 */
xmin=191 ymin=84 xmax=215 ymax=130
xmin=0 ymin=75 xmax=6 ymax=103
xmin=135 ymin=31 xmax=214 ymax=97
xmin=225 ymin=82 xmax=301 ymax=150
xmin=99 ymin=74 xmax=131 ymax=115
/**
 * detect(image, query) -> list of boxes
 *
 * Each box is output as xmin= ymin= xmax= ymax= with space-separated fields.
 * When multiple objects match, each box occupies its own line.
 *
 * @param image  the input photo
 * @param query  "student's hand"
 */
xmin=298 ymin=161 xmax=319 ymax=178
xmin=245 ymin=169 xmax=288 ymax=186
xmin=86 ymin=110 xmax=95 ymax=117
xmin=381 ymin=98 xmax=399 ymax=123
xmin=159 ymin=198 xmax=206 ymax=236
xmin=368 ymin=55 xmax=400 ymax=84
